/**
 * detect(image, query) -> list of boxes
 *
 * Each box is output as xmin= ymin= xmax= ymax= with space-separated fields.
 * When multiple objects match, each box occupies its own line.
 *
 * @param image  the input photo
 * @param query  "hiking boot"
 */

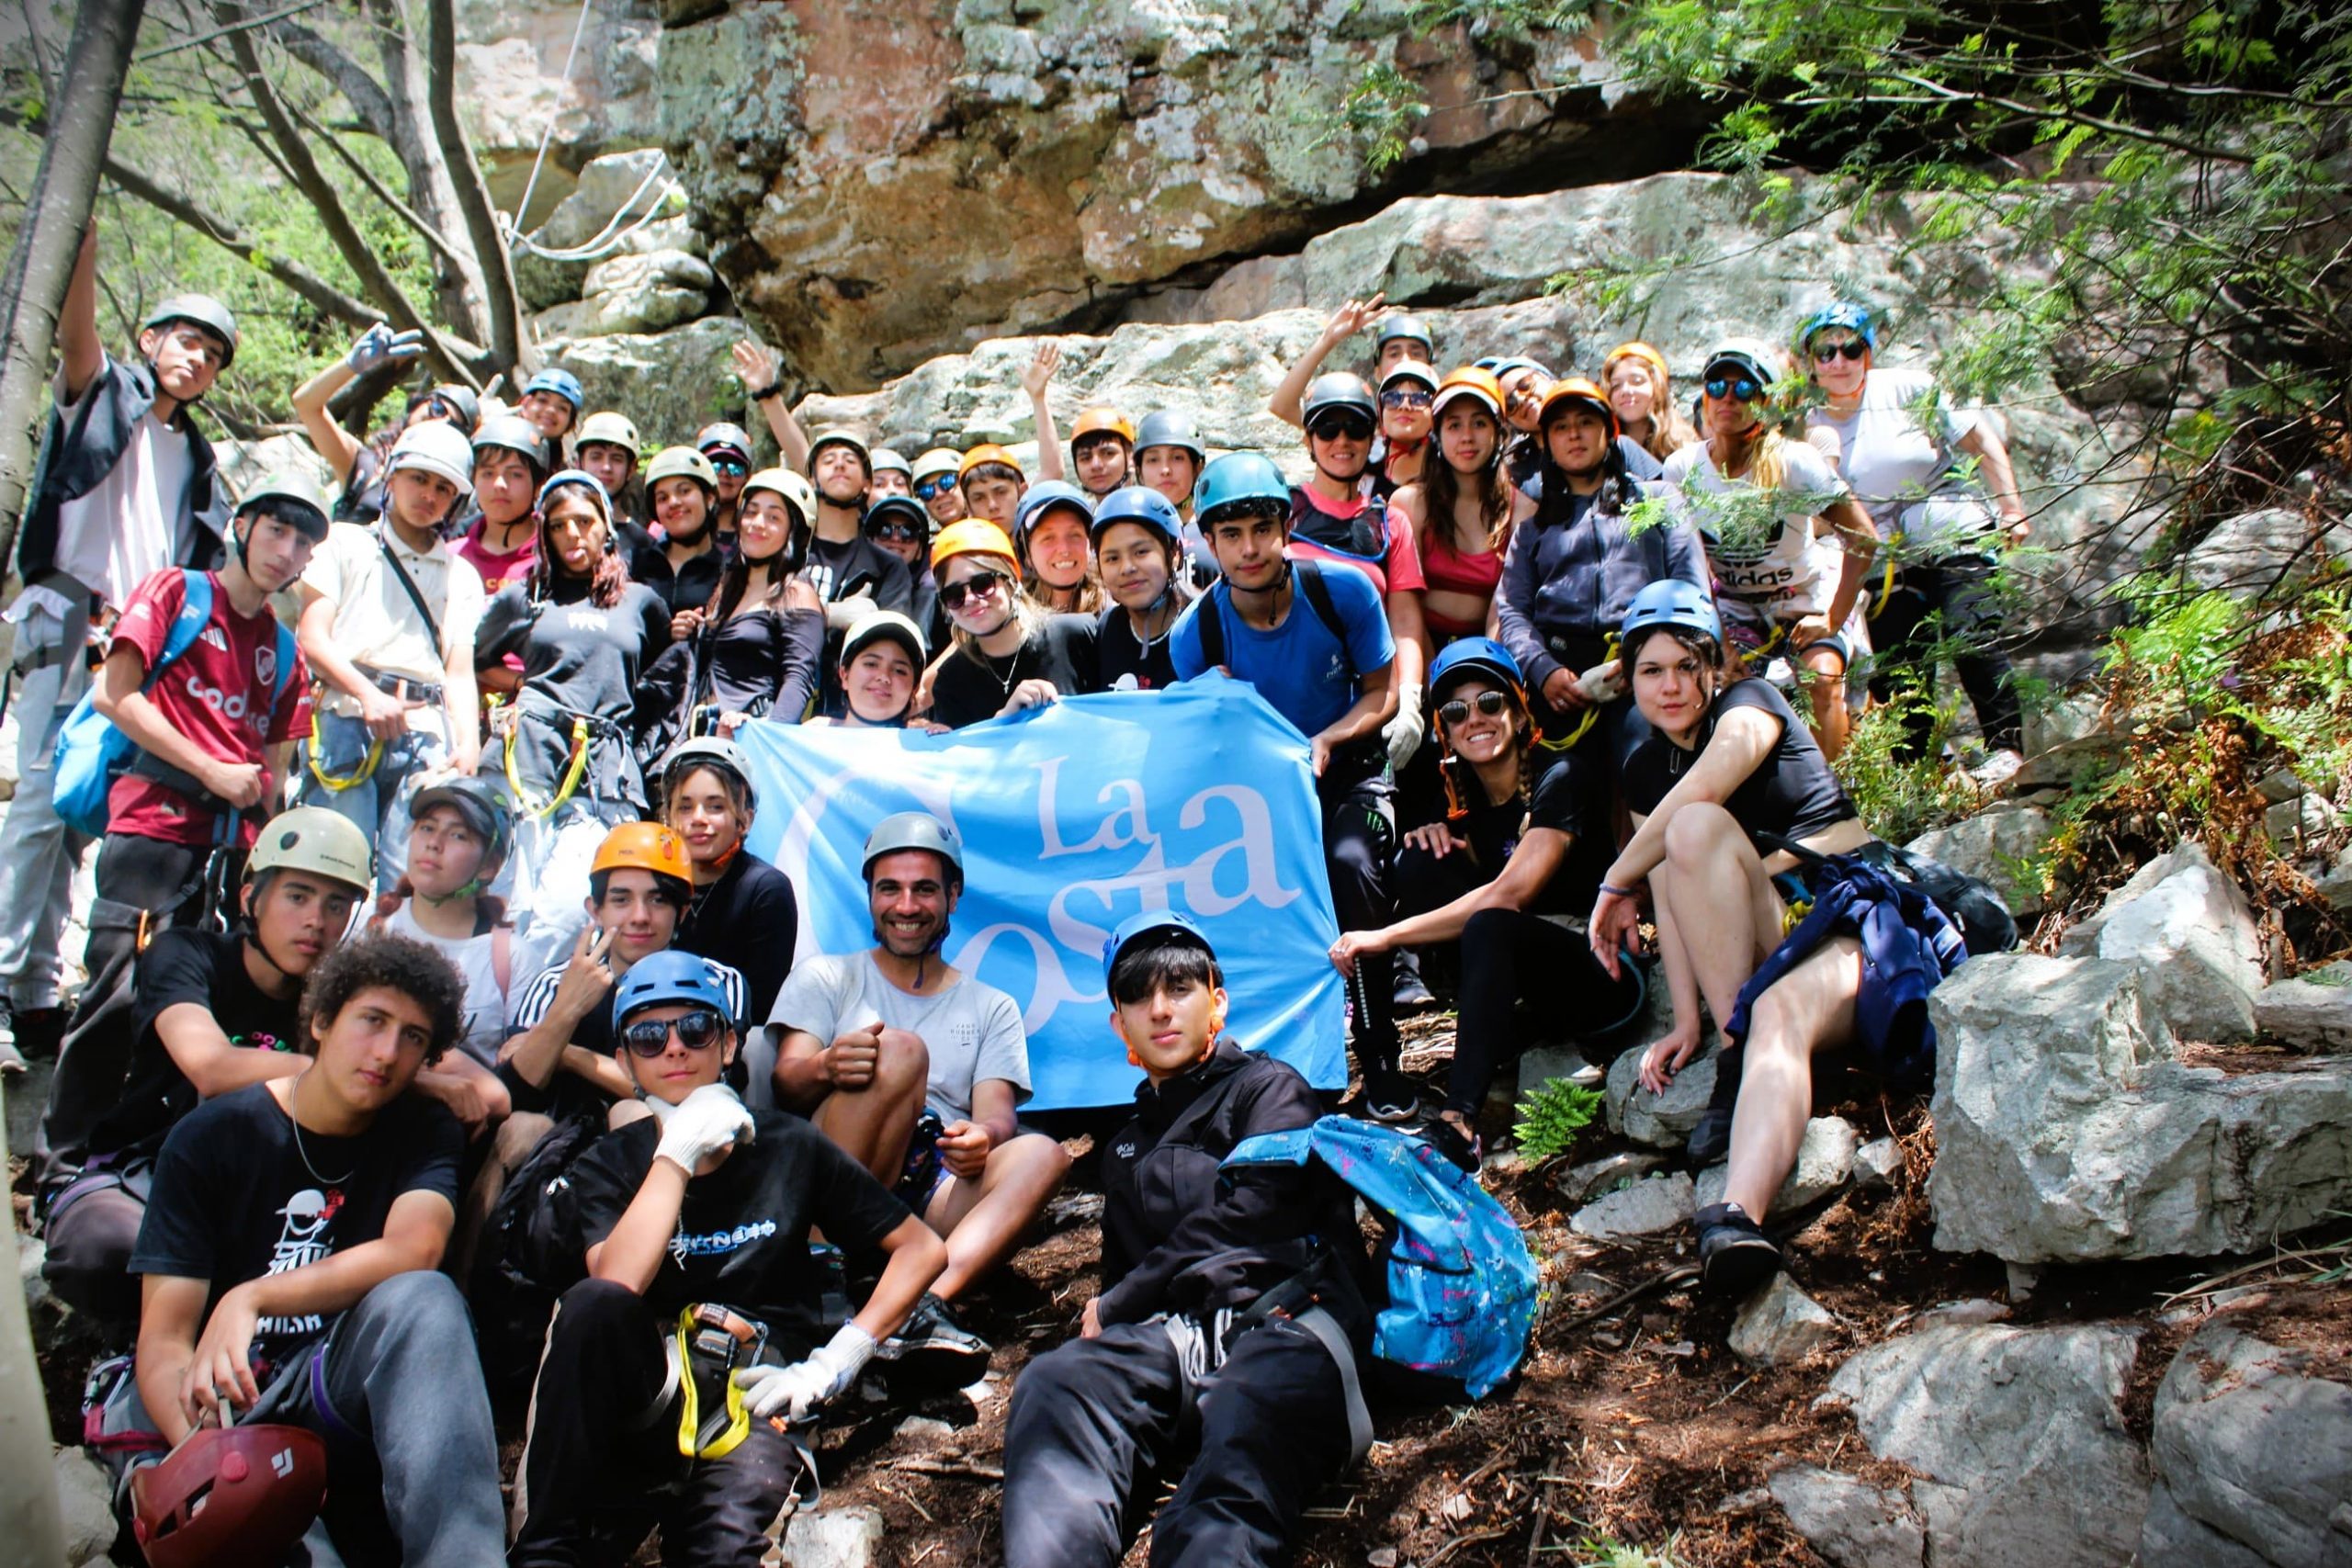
xmin=876 ymin=1292 xmax=991 ymax=1386
xmin=1391 ymin=950 xmax=1437 ymax=1013
xmin=1360 ymin=1067 xmax=1421 ymax=1123
xmin=1686 ymin=1105 xmax=1735 ymax=1167
xmin=1695 ymin=1202 xmax=1781 ymax=1295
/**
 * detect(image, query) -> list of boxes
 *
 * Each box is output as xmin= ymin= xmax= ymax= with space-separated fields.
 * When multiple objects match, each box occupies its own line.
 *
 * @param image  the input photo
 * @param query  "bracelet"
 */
xmin=1600 ymin=882 xmax=1636 ymax=898
xmin=751 ymin=378 xmax=786 ymax=402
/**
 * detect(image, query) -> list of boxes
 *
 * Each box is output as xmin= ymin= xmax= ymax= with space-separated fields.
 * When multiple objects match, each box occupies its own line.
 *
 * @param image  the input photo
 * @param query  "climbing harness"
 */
xmin=496 ymin=697 xmax=594 ymax=821
xmin=303 ymin=704 xmax=384 ymax=793
xmin=673 ymin=1305 xmax=766 ymax=1461
xmin=1535 ymin=634 xmax=1619 ymax=752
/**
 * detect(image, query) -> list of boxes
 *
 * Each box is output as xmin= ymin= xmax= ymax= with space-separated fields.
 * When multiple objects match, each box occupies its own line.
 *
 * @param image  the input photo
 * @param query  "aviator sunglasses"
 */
xmin=1438 ymin=690 xmax=1513 ymax=726
xmin=621 ymin=1009 xmax=727 ymax=1056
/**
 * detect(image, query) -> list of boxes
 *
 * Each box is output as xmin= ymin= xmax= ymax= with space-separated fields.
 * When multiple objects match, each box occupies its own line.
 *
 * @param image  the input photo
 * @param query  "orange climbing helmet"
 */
xmin=590 ymin=822 xmax=695 ymax=887
xmin=958 ymin=443 xmax=1024 ymax=481
xmin=1070 ymin=407 xmax=1136 ymax=447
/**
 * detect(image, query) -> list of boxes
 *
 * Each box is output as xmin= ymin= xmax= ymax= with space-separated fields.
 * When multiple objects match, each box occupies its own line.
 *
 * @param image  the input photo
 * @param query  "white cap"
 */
xmin=386 ymin=421 xmax=478 ymax=495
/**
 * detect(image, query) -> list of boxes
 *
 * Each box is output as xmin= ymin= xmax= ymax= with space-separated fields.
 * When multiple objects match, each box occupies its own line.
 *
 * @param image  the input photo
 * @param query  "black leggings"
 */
xmin=1864 ymin=553 xmax=2022 ymax=759
xmin=1451 ymin=908 xmax=1642 ymax=1116
xmin=1323 ymin=771 xmax=1398 ymax=1076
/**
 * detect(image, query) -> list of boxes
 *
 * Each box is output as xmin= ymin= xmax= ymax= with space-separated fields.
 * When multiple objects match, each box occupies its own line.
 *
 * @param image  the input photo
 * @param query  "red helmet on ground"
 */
xmin=131 ymin=1423 xmax=329 ymax=1568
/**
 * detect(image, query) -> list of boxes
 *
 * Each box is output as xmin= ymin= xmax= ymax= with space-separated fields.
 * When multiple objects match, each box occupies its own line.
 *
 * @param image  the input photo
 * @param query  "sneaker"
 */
xmin=1695 ymin=1202 xmax=1782 ymax=1295
xmin=1360 ymin=1067 xmax=1421 ymax=1123
xmin=876 ymin=1292 xmax=991 ymax=1386
xmin=1686 ymin=1105 xmax=1735 ymax=1167
xmin=1968 ymin=748 xmax=2026 ymax=792
xmin=1392 ymin=952 xmax=1437 ymax=1013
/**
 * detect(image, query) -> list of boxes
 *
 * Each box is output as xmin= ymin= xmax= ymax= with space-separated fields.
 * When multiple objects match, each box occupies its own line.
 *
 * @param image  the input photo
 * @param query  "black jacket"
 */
xmin=18 ymin=356 xmax=228 ymax=587
xmin=1095 ymin=1042 xmax=1359 ymax=1327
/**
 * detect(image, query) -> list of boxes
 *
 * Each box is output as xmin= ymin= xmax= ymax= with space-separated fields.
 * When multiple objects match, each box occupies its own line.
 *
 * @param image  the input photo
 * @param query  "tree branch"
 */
xmin=424 ymin=0 xmax=526 ymax=372
xmin=280 ymin=90 xmax=466 ymax=269
xmin=266 ymin=16 xmax=397 ymax=141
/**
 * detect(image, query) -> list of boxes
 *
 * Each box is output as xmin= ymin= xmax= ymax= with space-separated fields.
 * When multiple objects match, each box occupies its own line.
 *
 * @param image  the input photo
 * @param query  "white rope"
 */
xmin=505 ymin=0 xmax=595 ymax=244
xmin=503 ymin=161 xmax=678 ymax=263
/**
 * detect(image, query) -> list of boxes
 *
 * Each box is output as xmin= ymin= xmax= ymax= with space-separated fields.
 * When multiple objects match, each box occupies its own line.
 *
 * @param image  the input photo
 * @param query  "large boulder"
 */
xmin=1729 ymin=1274 xmax=1839 ymax=1367
xmin=544 ymin=316 xmax=752 ymax=451
xmin=1568 ymin=1172 xmax=1694 ymax=1240
xmin=1694 ymin=1115 xmax=1860 ymax=1216
xmin=514 ymin=147 xmax=695 ymax=310
xmin=2179 ymin=507 xmax=2341 ymax=601
xmin=2059 ymin=841 xmax=2263 ymax=1042
xmin=1928 ymin=953 xmax=2352 ymax=1265
xmin=1903 ymin=805 xmax=2063 ymax=919
xmin=535 ymin=248 xmax=717 ymax=337
xmin=1603 ymin=1039 xmax=1720 ymax=1151
xmin=1823 ymin=1322 xmax=2149 ymax=1568
xmin=658 ymin=0 xmax=1669 ymax=388
xmin=2256 ymin=970 xmax=2352 ymax=1053
xmin=2141 ymin=1320 xmax=2352 ymax=1568
xmin=457 ymin=0 xmax=665 ymax=211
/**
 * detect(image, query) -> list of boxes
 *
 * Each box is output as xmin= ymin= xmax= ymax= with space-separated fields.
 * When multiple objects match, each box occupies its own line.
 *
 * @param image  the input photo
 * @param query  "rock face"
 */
xmin=537 ymin=248 xmax=717 ymax=337
xmin=542 ymin=316 xmax=754 ymax=455
xmin=1903 ymin=805 xmax=2062 ymax=919
xmin=2256 ymin=972 xmax=2352 ymax=1052
xmin=2059 ymin=841 xmax=2264 ymax=1043
xmin=1928 ymin=953 xmax=2352 ymax=1265
xmin=2141 ymin=1321 xmax=2352 ymax=1568
xmin=1825 ymin=1323 xmax=2150 ymax=1568
xmin=2179 ymin=507 xmax=2341 ymax=600
xmin=515 ymin=147 xmax=694 ymax=310
xmin=457 ymin=0 xmax=664 ymax=213
xmin=657 ymin=0 xmax=1671 ymax=388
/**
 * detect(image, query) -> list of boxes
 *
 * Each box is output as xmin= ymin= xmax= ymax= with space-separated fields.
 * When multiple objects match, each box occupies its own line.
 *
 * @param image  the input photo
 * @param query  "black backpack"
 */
xmin=1190 ymin=556 xmax=1351 ymax=669
xmin=1764 ymin=831 xmax=2019 ymax=956
xmin=469 ymin=1113 xmax=602 ymax=1393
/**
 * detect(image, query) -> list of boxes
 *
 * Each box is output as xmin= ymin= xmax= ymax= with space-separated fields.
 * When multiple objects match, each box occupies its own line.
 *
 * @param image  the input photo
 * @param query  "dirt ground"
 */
xmin=22 ymin=1008 xmax=2349 ymax=1567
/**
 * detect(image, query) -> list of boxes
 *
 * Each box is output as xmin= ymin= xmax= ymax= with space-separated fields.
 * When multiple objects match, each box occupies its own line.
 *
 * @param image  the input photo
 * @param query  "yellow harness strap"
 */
xmin=673 ymin=1308 xmax=755 ymax=1461
xmin=304 ymin=699 xmax=386 ymax=792
xmin=1534 ymin=633 xmax=1620 ymax=753
xmin=502 ymin=711 xmax=593 ymax=821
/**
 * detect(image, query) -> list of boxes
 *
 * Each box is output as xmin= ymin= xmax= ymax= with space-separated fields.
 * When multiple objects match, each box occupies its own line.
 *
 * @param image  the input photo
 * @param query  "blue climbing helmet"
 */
xmin=1428 ymin=636 xmax=1524 ymax=703
xmin=1101 ymin=908 xmax=1217 ymax=992
xmin=1223 ymin=1117 xmax=1541 ymax=1399
xmin=1796 ymin=300 xmax=1879 ymax=354
xmin=1193 ymin=452 xmax=1291 ymax=527
xmin=610 ymin=950 xmax=736 ymax=1033
xmin=1087 ymin=485 xmax=1182 ymax=547
xmin=1012 ymin=480 xmax=1093 ymax=551
xmin=1620 ymin=578 xmax=1723 ymax=656
xmin=524 ymin=367 xmax=584 ymax=412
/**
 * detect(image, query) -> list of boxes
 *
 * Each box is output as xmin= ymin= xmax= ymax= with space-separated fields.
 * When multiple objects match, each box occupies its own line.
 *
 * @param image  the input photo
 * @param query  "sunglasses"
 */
xmin=867 ymin=519 xmax=924 ymax=543
xmin=1438 ymin=690 xmax=1513 ymax=726
xmin=1380 ymin=389 xmax=1433 ymax=410
xmin=709 ymin=457 xmax=749 ymax=476
xmin=940 ymin=571 xmax=1011 ymax=611
xmin=1308 ymin=415 xmax=1375 ymax=443
xmin=620 ymin=1009 xmax=727 ymax=1057
xmin=1703 ymin=376 xmax=1764 ymax=402
xmin=1811 ymin=340 xmax=1868 ymax=362
xmin=914 ymin=475 xmax=957 ymax=500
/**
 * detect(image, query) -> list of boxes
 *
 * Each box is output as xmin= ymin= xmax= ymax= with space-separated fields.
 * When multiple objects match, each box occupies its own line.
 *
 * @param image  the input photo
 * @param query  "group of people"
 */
xmin=3 ymin=222 xmax=2010 ymax=1565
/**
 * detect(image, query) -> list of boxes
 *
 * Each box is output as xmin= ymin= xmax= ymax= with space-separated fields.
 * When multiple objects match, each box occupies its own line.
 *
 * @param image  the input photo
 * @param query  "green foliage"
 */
xmin=1838 ymin=689 xmax=1978 ymax=842
xmin=1306 ymin=62 xmax=1430 ymax=175
xmin=1512 ymin=1077 xmax=1604 ymax=1162
xmin=1566 ymin=1529 xmax=1685 ymax=1567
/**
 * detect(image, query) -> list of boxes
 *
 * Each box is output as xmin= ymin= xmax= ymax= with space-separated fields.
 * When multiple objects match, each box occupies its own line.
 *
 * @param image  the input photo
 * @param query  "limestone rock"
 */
xmin=1695 ymin=1116 xmax=1859 ymax=1216
xmin=1928 ymin=953 xmax=2352 ymax=1264
xmin=1568 ymin=1172 xmax=1694 ymax=1240
xmin=1553 ymin=1151 xmax=1663 ymax=1205
xmin=780 ymin=1503 xmax=886 ymax=1568
xmin=537 ymin=248 xmax=717 ymax=337
xmin=543 ymin=316 xmax=750 ymax=452
xmin=2256 ymin=974 xmax=2352 ymax=1053
xmin=2058 ymin=841 xmax=2262 ymax=1042
xmin=2180 ymin=507 xmax=2341 ymax=601
xmin=1903 ymin=805 xmax=2062 ymax=918
xmin=1604 ymin=1041 xmax=1720 ymax=1151
xmin=456 ymin=0 xmax=663 ymax=208
xmin=1770 ymin=1464 xmax=1926 ymax=1568
xmin=514 ymin=148 xmax=694 ymax=309
xmin=1854 ymin=1136 xmax=1906 ymax=1192
xmin=1729 ymin=1275 xmax=1839 ymax=1367
xmin=56 ymin=1447 xmax=116 ymax=1567
xmin=2142 ymin=1321 xmax=2352 ymax=1568
xmin=2320 ymin=854 xmax=2352 ymax=914
xmin=1825 ymin=1322 xmax=2149 ymax=1568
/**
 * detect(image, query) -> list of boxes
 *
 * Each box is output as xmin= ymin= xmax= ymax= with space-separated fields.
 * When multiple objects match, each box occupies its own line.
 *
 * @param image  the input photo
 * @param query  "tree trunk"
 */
xmin=0 ymin=0 xmax=147 ymax=607
xmin=424 ymin=0 xmax=530 ymax=375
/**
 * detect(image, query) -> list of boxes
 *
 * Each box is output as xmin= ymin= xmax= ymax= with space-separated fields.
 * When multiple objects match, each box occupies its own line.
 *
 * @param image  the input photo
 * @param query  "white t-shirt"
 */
xmin=765 ymin=950 xmax=1031 ymax=1123
xmin=1812 ymin=367 xmax=1984 ymax=539
xmin=1663 ymin=436 xmax=1849 ymax=620
xmin=300 ymin=521 xmax=485 ymax=728
xmin=383 ymin=903 xmax=510 ymax=1068
xmin=50 ymin=354 xmax=189 ymax=609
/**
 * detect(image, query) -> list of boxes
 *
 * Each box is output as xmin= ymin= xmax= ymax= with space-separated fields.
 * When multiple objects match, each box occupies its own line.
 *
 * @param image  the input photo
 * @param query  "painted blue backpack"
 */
xmin=1223 ymin=1116 xmax=1538 ymax=1399
xmin=51 ymin=570 xmax=297 ymax=838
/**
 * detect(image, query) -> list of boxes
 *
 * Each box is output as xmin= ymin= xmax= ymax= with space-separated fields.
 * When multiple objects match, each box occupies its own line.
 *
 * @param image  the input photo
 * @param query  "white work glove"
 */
xmin=1576 ymin=659 xmax=1625 ymax=705
xmin=1383 ymin=682 xmax=1426 ymax=772
xmin=652 ymin=1082 xmax=754 ymax=1174
xmin=345 ymin=322 xmax=424 ymax=377
xmin=733 ymin=1323 xmax=877 ymax=1421
xmin=823 ymin=592 xmax=878 ymax=632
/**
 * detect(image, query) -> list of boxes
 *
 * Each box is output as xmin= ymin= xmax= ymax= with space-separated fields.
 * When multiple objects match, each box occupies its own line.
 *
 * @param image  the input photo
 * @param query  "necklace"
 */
xmin=287 ymin=1070 xmax=357 ymax=1187
xmin=980 ymin=641 xmax=1025 ymax=694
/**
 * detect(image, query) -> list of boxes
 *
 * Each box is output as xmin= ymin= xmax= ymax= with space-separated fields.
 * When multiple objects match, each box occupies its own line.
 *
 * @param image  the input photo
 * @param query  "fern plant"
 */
xmin=1512 ymin=1078 xmax=1604 ymax=1162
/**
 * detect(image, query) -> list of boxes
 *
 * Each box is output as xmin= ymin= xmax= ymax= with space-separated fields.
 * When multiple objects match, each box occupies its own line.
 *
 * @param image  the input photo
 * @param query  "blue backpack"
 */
xmin=1223 ymin=1116 xmax=1538 ymax=1399
xmin=50 ymin=571 xmax=298 ymax=838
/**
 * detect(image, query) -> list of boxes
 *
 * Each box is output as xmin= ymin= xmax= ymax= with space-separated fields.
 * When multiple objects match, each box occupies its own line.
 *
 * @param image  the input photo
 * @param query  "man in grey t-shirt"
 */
xmin=766 ymin=812 xmax=1069 ymax=1382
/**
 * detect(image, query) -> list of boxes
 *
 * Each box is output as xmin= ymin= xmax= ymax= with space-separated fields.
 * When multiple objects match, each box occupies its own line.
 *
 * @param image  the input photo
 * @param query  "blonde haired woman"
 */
xmin=923 ymin=520 xmax=1101 ymax=728
xmin=1602 ymin=341 xmax=1701 ymax=462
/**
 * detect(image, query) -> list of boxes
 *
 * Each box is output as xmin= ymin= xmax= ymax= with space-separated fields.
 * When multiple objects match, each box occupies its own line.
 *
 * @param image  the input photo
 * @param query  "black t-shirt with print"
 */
xmin=564 ymin=1108 xmax=910 ymax=1356
xmin=88 ymin=930 xmax=304 ymax=1162
xmin=129 ymin=1083 xmax=463 ymax=1367
xmin=1452 ymin=750 xmax=1614 ymax=917
xmin=929 ymin=615 xmax=1101 ymax=729
xmin=1622 ymin=677 xmax=1857 ymax=847
xmin=1095 ymin=604 xmax=1180 ymax=692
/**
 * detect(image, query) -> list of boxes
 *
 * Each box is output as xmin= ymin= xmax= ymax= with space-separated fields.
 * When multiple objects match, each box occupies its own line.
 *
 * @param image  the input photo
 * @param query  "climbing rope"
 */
xmin=506 ymin=0 xmax=595 ymax=243
xmin=497 ymin=0 xmax=685 ymax=266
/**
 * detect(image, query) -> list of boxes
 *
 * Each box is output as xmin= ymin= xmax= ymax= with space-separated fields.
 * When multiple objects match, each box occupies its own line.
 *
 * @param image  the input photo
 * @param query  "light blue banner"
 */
xmin=735 ymin=676 xmax=1346 ymax=1110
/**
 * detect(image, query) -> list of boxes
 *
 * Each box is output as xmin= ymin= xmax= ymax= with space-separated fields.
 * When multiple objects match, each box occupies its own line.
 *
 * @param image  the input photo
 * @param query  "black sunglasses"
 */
xmin=940 ymin=571 xmax=1012 ymax=612
xmin=1309 ymin=414 xmax=1376 ymax=443
xmin=620 ymin=1009 xmax=727 ymax=1057
xmin=1703 ymin=376 xmax=1763 ymax=401
xmin=1810 ymin=340 xmax=1868 ymax=362
xmin=1438 ymin=690 xmax=1512 ymax=726
xmin=866 ymin=519 xmax=924 ymax=543
xmin=913 ymin=475 xmax=957 ymax=500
